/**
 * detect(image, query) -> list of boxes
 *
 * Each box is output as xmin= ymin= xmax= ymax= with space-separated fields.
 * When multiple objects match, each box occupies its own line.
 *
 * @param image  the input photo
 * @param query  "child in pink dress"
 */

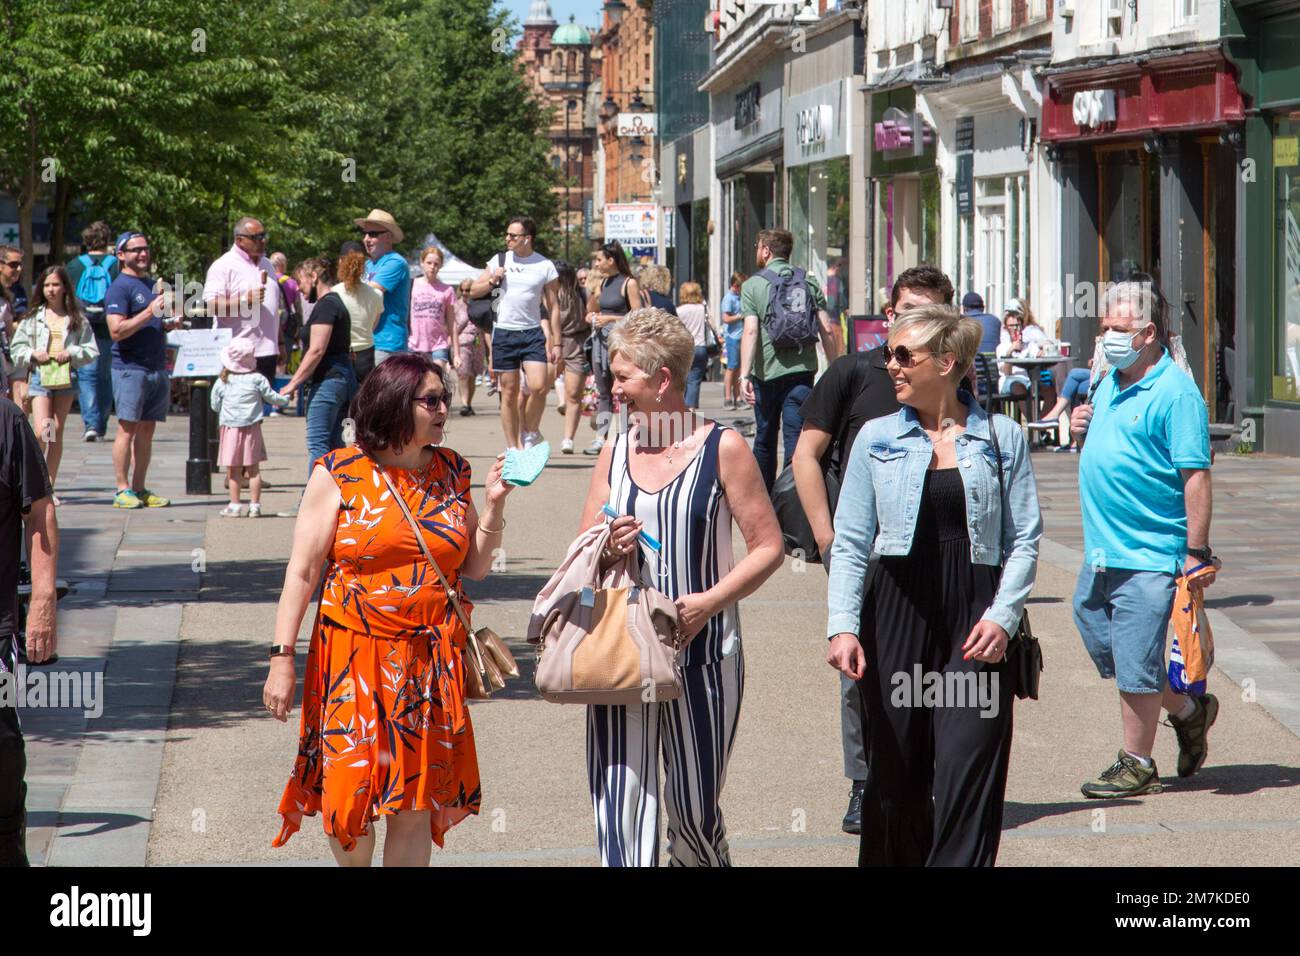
xmin=210 ymin=338 xmax=289 ymax=517
xmin=408 ymin=246 xmax=458 ymax=374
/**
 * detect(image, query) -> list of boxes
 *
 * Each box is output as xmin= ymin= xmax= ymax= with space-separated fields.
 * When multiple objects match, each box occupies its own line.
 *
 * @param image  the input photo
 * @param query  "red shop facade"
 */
xmin=1040 ymin=51 xmax=1245 ymax=425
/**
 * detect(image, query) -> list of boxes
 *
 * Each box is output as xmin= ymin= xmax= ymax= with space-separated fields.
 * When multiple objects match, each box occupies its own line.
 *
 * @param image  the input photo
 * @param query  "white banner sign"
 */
xmin=604 ymin=204 xmax=659 ymax=247
xmin=616 ymin=113 xmax=658 ymax=138
xmin=170 ymin=328 xmax=233 ymax=378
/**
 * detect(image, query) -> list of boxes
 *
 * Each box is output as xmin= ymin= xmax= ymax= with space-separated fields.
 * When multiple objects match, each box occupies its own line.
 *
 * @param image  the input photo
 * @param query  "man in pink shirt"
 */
xmin=202 ymin=217 xmax=282 ymax=381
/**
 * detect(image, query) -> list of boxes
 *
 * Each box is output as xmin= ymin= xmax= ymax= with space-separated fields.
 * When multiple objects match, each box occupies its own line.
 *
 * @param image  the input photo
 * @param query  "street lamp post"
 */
xmin=565 ymin=98 xmax=577 ymax=262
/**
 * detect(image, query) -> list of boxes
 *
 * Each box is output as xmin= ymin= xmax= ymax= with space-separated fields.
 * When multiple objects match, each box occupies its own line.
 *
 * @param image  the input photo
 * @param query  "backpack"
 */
xmin=468 ymin=252 xmax=508 ymax=333
xmin=75 ymin=253 xmax=116 ymax=321
xmin=758 ymin=266 xmax=819 ymax=349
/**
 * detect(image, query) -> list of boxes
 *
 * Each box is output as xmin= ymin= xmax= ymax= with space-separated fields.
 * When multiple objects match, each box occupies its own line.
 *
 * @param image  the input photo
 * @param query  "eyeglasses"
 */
xmin=122 ymin=245 xmax=150 ymax=254
xmin=886 ymin=345 xmax=933 ymax=368
xmin=236 ymin=232 xmax=267 ymax=242
xmin=362 ymin=230 xmax=388 ymax=239
xmin=505 ymin=232 xmax=527 ymax=241
xmin=412 ymin=392 xmax=449 ymax=411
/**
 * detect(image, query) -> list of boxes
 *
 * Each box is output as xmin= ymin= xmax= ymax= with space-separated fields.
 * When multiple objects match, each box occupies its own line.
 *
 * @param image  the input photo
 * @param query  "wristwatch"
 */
xmin=1187 ymin=545 xmax=1214 ymax=563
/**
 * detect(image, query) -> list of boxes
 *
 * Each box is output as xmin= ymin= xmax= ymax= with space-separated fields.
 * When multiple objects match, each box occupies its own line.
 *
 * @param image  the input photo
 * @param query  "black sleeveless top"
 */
xmin=596 ymin=275 xmax=632 ymax=317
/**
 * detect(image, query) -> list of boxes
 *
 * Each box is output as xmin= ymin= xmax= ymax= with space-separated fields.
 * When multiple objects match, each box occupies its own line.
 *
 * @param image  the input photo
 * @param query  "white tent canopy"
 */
xmin=408 ymin=232 xmax=481 ymax=284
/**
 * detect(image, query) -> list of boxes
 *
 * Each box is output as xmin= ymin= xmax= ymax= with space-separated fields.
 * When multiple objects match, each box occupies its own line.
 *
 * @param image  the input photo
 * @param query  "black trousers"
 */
xmin=0 ymin=635 xmax=27 ymax=866
xmin=856 ymin=551 xmax=1015 ymax=867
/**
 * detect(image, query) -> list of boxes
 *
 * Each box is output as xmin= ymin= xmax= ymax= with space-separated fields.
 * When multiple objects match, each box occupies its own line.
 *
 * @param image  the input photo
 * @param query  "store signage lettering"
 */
xmin=1071 ymin=89 xmax=1117 ymax=129
xmin=1274 ymin=137 xmax=1298 ymax=168
xmin=874 ymin=106 xmax=931 ymax=155
xmin=734 ymin=83 xmax=761 ymax=130
xmin=604 ymin=203 xmax=658 ymax=246
xmin=616 ymin=113 xmax=658 ymax=138
xmin=795 ymin=106 xmax=831 ymax=148
xmin=955 ymin=117 xmax=975 ymax=216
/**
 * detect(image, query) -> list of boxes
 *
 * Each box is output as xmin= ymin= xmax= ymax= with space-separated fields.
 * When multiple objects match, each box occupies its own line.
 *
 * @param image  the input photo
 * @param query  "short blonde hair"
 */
xmin=608 ymin=308 xmax=693 ymax=393
xmin=678 ymin=281 xmax=704 ymax=305
xmin=637 ymin=264 xmax=672 ymax=296
xmin=888 ymin=304 xmax=983 ymax=380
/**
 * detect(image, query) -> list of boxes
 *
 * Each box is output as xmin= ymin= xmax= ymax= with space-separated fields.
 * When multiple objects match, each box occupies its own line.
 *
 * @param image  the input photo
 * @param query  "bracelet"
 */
xmin=269 ymin=645 xmax=294 ymax=659
xmin=477 ymin=517 xmax=506 ymax=535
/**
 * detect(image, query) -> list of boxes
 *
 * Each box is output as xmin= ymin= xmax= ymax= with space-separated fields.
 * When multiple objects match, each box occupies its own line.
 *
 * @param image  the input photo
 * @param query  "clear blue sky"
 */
xmin=502 ymin=1 xmax=601 ymax=37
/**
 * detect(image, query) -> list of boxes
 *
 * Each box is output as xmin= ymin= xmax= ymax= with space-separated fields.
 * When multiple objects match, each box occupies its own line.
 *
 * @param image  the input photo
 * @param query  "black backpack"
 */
xmin=758 ymin=266 xmax=820 ymax=350
xmin=468 ymin=252 xmax=508 ymax=333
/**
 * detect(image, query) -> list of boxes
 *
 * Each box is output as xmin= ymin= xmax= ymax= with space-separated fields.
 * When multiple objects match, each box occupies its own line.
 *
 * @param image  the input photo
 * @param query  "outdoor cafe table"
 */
xmin=1004 ymin=355 xmax=1066 ymax=443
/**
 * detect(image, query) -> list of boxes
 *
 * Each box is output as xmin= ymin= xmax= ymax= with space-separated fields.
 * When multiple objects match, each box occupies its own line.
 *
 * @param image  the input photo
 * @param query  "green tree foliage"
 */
xmin=0 ymin=0 xmax=557 ymax=286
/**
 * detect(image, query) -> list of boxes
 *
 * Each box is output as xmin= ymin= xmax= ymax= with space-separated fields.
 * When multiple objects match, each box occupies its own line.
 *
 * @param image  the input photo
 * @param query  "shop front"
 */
xmin=713 ymin=59 xmax=785 ymax=289
xmin=785 ymin=78 xmax=856 ymax=329
xmin=868 ymin=86 xmax=940 ymax=308
xmin=1227 ymin=2 xmax=1300 ymax=454
xmin=662 ymin=126 xmax=713 ymax=298
xmin=1041 ymin=51 xmax=1245 ymax=424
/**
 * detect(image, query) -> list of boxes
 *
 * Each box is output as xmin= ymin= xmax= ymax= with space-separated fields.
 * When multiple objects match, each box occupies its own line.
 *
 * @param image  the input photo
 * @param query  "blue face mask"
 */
xmin=1101 ymin=326 xmax=1149 ymax=370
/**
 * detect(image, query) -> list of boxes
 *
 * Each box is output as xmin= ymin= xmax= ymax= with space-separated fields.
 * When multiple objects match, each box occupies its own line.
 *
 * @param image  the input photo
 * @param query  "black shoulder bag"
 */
xmin=987 ymin=414 xmax=1043 ymax=700
xmin=467 ymin=252 xmax=507 ymax=333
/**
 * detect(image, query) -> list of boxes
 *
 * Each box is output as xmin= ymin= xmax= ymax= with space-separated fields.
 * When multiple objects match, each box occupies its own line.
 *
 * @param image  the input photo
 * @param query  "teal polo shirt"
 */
xmin=1078 ymin=349 xmax=1211 ymax=574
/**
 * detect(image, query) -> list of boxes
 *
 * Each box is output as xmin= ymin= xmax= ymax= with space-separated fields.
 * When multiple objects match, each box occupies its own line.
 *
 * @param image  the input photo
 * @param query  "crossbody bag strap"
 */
xmin=370 ymin=456 xmax=475 ymax=636
xmin=986 ymin=413 xmax=1007 ymax=560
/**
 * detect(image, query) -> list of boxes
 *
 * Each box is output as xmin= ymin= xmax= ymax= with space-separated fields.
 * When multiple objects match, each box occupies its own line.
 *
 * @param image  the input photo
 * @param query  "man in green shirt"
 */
xmin=739 ymin=228 xmax=840 ymax=490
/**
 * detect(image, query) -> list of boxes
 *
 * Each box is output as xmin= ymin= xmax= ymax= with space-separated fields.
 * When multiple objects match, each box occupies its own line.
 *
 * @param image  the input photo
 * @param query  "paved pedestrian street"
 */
xmin=19 ymin=384 xmax=1300 ymax=867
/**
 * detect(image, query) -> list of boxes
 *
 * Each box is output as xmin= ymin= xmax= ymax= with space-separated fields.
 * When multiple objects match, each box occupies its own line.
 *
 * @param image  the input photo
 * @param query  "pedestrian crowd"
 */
xmin=0 ymin=208 xmax=1221 ymax=870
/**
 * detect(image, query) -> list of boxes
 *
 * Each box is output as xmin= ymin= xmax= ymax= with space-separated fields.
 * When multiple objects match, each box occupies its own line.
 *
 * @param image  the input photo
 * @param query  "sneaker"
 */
xmin=248 ymin=503 xmax=262 ymax=518
xmin=1080 ymin=750 xmax=1163 ymax=798
xmin=1166 ymin=693 xmax=1219 ymax=778
xmin=83 ymin=429 xmax=98 ymax=442
xmin=137 ymin=488 xmax=170 ymax=508
xmin=522 ymin=431 xmax=542 ymax=450
xmin=841 ymin=781 xmax=866 ymax=835
xmin=582 ymin=438 xmax=605 ymax=456
xmin=1027 ymin=419 xmax=1059 ymax=429
xmin=276 ymin=506 xmax=300 ymax=518
xmin=219 ymin=504 xmax=243 ymax=517
xmin=1053 ymin=445 xmax=1080 ymax=454
xmin=459 ymin=405 xmax=474 ymax=417
xmin=561 ymin=438 xmax=574 ymax=454
xmin=113 ymin=489 xmax=143 ymax=509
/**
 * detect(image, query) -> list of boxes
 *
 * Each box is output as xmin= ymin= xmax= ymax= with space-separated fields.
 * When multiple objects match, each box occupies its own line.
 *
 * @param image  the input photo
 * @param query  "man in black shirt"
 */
xmin=791 ymin=263 xmax=953 ymax=835
xmin=0 ymin=396 xmax=58 ymax=866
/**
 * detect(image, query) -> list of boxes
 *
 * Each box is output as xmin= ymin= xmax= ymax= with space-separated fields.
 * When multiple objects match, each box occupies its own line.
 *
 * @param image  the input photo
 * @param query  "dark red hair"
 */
xmin=352 ymin=353 xmax=446 ymax=454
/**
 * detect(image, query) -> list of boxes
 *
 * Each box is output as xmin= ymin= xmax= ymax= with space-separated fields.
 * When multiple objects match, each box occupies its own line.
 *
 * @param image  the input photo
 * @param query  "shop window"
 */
xmin=1275 ymin=116 xmax=1300 ymax=402
xmin=1028 ymin=0 xmax=1048 ymax=20
xmin=1104 ymin=0 xmax=1126 ymax=39
xmin=789 ymin=159 xmax=851 ymax=317
xmin=1173 ymin=0 xmax=1198 ymax=28
xmin=977 ymin=178 xmax=1007 ymax=313
xmin=1096 ymin=146 xmax=1159 ymax=283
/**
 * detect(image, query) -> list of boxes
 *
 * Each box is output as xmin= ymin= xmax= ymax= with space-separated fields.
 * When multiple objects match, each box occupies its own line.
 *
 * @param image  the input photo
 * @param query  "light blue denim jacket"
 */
xmin=826 ymin=394 xmax=1042 ymax=639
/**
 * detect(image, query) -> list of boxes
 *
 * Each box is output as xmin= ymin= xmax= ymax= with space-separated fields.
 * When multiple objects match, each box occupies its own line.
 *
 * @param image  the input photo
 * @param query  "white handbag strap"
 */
xmin=370 ymin=456 xmax=475 ymax=636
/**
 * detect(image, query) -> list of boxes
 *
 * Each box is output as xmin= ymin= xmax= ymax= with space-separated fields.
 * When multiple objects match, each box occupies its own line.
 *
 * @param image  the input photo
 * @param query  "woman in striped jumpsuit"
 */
xmin=577 ymin=308 xmax=784 ymax=866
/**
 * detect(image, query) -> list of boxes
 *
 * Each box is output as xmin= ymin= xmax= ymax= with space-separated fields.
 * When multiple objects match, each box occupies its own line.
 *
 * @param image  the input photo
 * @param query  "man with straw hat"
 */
xmin=354 ymin=210 xmax=410 ymax=366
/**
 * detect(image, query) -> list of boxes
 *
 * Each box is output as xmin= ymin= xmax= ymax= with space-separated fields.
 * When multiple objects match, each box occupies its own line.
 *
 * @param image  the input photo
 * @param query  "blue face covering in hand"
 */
xmin=502 ymin=442 xmax=550 ymax=486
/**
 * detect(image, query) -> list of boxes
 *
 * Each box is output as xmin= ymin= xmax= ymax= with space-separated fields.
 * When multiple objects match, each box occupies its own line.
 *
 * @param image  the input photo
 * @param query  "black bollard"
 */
xmin=186 ymin=379 xmax=213 ymax=494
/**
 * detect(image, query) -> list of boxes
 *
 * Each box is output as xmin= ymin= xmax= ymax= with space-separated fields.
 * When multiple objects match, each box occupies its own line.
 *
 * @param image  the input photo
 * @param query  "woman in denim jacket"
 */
xmin=825 ymin=305 xmax=1041 ymax=867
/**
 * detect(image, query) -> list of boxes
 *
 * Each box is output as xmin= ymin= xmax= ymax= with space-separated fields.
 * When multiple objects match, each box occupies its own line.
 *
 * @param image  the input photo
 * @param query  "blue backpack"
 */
xmin=75 ymin=253 xmax=116 ymax=318
xmin=758 ymin=267 xmax=819 ymax=350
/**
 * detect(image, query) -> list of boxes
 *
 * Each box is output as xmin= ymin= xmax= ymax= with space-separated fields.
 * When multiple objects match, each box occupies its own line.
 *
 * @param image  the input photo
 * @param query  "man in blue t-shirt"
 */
xmin=1070 ymin=279 xmax=1218 ymax=799
xmin=961 ymin=291 xmax=1002 ymax=354
xmin=105 ymin=231 xmax=177 ymax=510
xmin=355 ymin=209 xmax=410 ymax=362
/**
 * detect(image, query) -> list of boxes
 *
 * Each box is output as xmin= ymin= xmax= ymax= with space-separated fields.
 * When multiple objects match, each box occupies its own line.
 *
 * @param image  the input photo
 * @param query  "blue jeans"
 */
xmin=76 ymin=326 xmax=114 ymax=434
xmin=752 ymin=371 xmax=812 ymax=492
xmin=1062 ymin=367 xmax=1092 ymax=403
xmin=305 ymin=367 xmax=358 ymax=472
xmin=685 ymin=346 xmax=710 ymax=408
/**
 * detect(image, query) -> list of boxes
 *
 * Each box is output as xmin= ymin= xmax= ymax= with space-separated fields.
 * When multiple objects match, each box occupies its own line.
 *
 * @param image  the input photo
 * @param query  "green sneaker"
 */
xmin=113 ymin=489 xmax=144 ymax=509
xmin=137 ymin=488 xmax=170 ymax=508
xmin=1167 ymin=693 xmax=1219 ymax=778
xmin=1081 ymin=750 xmax=1163 ymax=798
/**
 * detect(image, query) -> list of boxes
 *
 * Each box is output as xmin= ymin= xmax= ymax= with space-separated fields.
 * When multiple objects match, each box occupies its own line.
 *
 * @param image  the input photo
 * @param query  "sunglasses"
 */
xmin=1 ymin=260 xmax=20 ymax=268
xmin=362 ymin=230 xmax=388 ymax=238
xmin=886 ymin=345 xmax=933 ymax=368
xmin=122 ymin=245 xmax=150 ymax=254
xmin=237 ymin=232 xmax=267 ymax=242
xmin=505 ymin=232 xmax=527 ymax=241
xmin=412 ymin=392 xmax=449 ymax=411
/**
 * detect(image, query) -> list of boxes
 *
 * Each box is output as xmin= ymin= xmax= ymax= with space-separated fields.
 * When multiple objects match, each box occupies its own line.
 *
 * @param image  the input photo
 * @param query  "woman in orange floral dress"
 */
xmin=263 ymin=353 xmax=514 ymax=865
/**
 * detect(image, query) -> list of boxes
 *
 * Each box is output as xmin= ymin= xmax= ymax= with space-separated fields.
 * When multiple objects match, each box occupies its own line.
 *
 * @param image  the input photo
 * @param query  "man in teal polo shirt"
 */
xmin=739 ymin=228 xmax=840 ymax=491
xmin=1070 ymin=278 xmax=1219 ymax=798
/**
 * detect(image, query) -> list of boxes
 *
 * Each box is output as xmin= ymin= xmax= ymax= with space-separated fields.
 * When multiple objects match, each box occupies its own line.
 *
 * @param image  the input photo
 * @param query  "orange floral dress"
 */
xmin=273 ymin=445 xmax=481 ymax=851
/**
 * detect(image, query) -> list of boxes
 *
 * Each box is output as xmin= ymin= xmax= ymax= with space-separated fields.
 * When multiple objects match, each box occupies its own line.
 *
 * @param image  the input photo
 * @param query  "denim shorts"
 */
xmin=27 ymin=366 xmax=72 ymax=398
xmin=724 ymin=335 xmax=741 ymax=370
xmin=111 ymin=366 xmax=170 ymax=422
xmin=491 ymin=326 xmax=547 ymax=372
xmin=1072 ymin=563 xmax=1177 ymax=694
xmin=429 ymin=348 xmax=451 ymax=364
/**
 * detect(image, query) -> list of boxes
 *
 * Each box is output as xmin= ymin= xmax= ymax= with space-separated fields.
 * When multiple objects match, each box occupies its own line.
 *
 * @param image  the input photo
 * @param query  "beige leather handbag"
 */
xmin=373 ymin=460 xmax=518 ymax=699
xmin=528 ymin=523 xmax=682 ymax=705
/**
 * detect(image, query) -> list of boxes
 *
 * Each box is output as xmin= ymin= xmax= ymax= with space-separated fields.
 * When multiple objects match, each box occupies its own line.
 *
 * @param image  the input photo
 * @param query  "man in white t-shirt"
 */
xmin=470 ymin=216 xmax=560 ymax=450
